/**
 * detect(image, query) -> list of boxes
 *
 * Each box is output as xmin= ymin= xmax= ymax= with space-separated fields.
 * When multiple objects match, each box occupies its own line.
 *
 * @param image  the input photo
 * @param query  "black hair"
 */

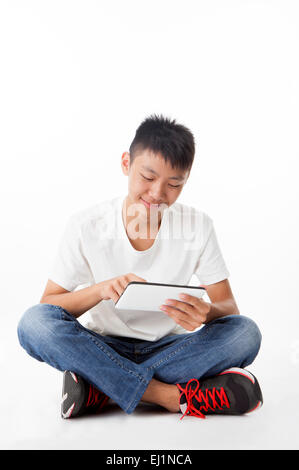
xmin=128 ymin=114 xmax=195 ymax=172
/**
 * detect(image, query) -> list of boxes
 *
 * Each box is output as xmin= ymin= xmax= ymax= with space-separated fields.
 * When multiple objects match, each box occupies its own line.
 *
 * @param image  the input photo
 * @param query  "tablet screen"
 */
xmin=115 ymin=281 xmax=207 ymax=312
xmin=114 ymin=282 xmax=208 ymax=338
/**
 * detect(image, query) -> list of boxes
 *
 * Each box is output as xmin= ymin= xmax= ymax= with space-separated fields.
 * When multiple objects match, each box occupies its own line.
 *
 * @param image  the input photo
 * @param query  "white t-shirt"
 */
xmin=48 ymin=195 xmax=230 ymax=341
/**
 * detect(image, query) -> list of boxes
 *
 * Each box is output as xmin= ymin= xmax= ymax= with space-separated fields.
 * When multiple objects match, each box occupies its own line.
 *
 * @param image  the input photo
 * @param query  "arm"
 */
xmin=202 ymin=278 xmax=240 ymax=323
xmin=40 ymin=279 xmax=102 ymax=318
xmin=160 ymin=279 xmax=240 ymax=331
xmin=40 ymin=280 xmax=103 ymax=318
xmin=40 ymin=273 xmax=148 ymax=319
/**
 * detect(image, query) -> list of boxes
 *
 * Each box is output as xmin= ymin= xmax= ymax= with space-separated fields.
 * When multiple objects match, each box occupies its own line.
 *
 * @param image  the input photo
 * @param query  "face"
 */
xmin=121 ymin=150 xmax=190 ymax=228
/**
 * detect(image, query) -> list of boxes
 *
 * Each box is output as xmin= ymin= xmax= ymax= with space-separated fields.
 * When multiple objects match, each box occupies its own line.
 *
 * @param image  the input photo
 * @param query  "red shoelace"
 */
xmin=177 ymin=378 xmax=230 ymax=420
xmin=86 ymin=384 xmax=109 ymax=412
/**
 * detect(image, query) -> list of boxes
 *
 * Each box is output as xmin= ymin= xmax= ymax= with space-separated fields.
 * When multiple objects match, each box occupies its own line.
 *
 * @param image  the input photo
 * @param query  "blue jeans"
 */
xmin=17 ymin=303 xmax=262 ymax=414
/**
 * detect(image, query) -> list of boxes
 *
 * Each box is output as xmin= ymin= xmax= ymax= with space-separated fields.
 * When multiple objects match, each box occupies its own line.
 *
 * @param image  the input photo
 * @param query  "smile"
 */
xmin=140 ymin=198 xmax=161 ymax=208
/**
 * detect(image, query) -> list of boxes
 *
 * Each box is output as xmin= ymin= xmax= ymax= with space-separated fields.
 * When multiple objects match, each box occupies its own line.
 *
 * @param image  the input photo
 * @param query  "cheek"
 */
xmin=169 ymin=188 xmax=182 ymax=201
xmin=129 ymin=178 xmax=146 ymax=195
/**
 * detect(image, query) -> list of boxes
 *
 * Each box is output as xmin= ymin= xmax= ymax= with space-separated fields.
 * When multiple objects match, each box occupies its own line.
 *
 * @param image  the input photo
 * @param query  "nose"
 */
xmin=149 ymin=182 xmax=165 ymax=202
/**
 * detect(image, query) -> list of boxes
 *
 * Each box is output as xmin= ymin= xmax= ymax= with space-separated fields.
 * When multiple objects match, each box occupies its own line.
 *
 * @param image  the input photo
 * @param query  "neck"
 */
xmin=122 ymin=196 xmax=162 ymax=239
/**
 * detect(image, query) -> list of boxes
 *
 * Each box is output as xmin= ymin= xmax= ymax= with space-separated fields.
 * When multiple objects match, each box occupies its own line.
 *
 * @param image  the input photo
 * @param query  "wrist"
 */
xmin=204 ymin=299 xmax=239 ymax=324
xmin=94 ymin=282 xmax=104 ymax=302
xmin=202 ymin=301 xmax=214 ymax=324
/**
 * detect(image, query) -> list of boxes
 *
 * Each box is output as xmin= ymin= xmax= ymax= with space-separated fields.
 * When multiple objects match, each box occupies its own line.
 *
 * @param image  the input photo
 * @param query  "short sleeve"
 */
xmin=48 ymin=215 xmax=93 ymax=291
xmin=194 ymin=219 xmax=230 ymax=285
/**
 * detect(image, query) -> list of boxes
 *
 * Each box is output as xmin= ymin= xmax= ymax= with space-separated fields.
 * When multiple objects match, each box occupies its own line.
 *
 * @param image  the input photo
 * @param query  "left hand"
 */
xmin=160 ymin=293 xmax=212 ymax=331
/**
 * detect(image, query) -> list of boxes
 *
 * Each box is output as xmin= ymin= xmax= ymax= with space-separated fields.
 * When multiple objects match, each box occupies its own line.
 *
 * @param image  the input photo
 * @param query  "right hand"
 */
xmin=98 ymin=273 xmax=147 ymax=304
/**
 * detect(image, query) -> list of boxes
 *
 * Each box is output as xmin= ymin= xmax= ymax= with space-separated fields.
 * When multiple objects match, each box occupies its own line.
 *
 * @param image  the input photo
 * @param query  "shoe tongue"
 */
xmin=179 ymin=401 xmax=188 ymax=415
xmin=177 ymin=382 xmax=188 ymax=414
xmin=177 ymin=381 xmax=199 ymax=414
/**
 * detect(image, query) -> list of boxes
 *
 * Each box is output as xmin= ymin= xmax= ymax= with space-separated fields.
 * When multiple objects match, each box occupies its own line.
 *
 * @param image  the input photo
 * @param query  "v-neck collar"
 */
xmin=118 ymin=195 xmax=169 ymax=255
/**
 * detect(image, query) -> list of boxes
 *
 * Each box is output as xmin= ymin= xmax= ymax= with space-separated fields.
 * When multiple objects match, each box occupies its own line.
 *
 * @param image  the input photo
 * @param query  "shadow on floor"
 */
xmin=73 ymin=400 xmax=170 ymax=420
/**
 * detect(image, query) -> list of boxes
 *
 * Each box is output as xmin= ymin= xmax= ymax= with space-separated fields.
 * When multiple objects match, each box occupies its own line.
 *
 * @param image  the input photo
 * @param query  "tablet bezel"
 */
xmin=114 ymin=281 xmax=206 ymax=307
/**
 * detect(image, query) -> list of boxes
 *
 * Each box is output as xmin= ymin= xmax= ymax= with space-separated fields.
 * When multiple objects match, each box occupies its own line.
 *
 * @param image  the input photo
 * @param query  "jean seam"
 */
xmin=124 ymin=371 xmax=154 ymax=413
xmin=138 ymin=338 xmax=181 ymax=354
xmin=149 ymin=318 xmax=260 ymax=373
xmin=147 ymin=335 xmax=201 ymax=370
xmin=71 ymin=320 xmax=148 ymax=385
xmin=138 ymin=323 xmax=215 ymax=356
xmin=146 ymin=320 xmax=222 ymax=369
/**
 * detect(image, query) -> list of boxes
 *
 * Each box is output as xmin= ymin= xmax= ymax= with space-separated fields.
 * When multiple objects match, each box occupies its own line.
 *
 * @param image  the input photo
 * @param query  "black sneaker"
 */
xmin=176 ymin=367 xmax=263 ymax=420
xmin=61 ymin=371 xmax=109 ymax=418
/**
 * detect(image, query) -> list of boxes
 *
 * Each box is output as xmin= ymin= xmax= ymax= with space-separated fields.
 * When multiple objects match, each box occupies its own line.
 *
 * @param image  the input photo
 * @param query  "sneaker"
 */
xmin=61 ymin=370 xmax=109 ymax=418
xmin=176 ymin=367 xmax=263 ymax=420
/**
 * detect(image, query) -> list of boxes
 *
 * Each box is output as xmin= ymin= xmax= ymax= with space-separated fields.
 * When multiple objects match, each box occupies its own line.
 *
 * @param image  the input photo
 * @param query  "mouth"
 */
xmin=140 ymin=198 xmax=161 ymax=208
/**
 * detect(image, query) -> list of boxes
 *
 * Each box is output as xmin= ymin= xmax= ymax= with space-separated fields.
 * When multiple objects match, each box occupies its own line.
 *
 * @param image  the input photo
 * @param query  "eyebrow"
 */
xmin=141 ymin=165 xmax=185 ymax=181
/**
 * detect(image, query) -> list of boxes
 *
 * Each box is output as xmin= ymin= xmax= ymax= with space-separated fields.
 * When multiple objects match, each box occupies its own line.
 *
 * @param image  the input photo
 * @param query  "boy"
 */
xmin=17 ymin=114 xmax=263 ymax=420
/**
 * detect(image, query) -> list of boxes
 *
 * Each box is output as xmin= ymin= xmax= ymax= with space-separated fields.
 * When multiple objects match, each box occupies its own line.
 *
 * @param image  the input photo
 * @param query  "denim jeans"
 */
xmin=17 ymin=303 xmax=262 ymax=414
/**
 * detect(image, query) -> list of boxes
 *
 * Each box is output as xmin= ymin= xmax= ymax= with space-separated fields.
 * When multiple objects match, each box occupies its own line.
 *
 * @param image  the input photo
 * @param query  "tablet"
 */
xmin=114 ymin=282 xmax=208 ymax=334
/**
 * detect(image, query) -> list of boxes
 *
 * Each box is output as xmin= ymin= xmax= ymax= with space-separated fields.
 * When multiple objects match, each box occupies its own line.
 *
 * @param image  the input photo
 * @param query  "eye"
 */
xmin=141 ymin=174 xmax=181 ymax=188
xmin=141 ymin=175 xmax=153 ymax=181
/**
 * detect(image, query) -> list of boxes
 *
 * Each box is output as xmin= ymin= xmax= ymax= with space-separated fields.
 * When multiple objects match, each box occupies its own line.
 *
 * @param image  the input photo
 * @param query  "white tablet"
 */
xmin=114 ymin=282 xmax=209 ymax=335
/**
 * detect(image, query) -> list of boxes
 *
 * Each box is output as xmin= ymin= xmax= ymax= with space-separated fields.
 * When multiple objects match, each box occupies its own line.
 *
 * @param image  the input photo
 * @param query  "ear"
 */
xmin=121 ymin=152 xmax=131 ymax=176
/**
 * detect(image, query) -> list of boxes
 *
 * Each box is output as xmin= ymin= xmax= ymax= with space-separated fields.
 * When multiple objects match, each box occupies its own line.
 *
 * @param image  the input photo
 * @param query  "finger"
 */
xmin=160 ymin=305 xmax=197 ymax=328
xmin=178 ymin=293 xmax=203 ymax=308
xmin=114 ymin=279 xmax=126 ymax=297
xmin=162 ymin=308 xmax=198 ymax=331
xmin=110 ymin=287 xmax=120 ymax=304
xmin=164 ymin=298 xmax=198 ymax=321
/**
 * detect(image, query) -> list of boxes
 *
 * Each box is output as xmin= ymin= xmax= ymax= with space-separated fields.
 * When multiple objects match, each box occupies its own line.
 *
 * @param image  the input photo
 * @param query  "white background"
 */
xmin=0 ymin=0 xmax=298 ymax=450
